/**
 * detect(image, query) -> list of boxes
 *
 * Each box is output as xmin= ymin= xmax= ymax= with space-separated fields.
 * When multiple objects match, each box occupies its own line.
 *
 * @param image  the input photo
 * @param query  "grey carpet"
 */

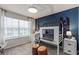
xmin=0 ymin=42 xmax=66 ymax=55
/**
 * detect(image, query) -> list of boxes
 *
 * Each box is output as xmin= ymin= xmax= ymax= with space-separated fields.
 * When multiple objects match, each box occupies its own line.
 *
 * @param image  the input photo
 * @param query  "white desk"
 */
xmin=64 ymin=37 xmax=77 ymax=55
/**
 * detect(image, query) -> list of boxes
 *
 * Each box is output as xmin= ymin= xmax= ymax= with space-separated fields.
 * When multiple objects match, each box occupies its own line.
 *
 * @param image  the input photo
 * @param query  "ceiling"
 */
xmin=0 ymin=4 xmax=79 ymax=19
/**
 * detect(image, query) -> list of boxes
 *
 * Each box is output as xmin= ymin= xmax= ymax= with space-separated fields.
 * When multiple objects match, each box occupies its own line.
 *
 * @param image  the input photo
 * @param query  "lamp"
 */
xmin=66 ymin=31 xmax=72 ymax=36
xmin=66 ymin=31 xmax=72 ymax=39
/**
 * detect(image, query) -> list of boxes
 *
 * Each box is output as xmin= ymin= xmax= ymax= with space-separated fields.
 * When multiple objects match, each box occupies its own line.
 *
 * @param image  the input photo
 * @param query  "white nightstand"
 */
xmin=64 ymin=37 xmax=77 ymax=55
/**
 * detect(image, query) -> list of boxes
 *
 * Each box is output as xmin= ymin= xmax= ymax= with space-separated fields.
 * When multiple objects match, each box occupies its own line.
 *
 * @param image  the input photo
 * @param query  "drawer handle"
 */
xmin=68 ymin=50 xmax=71 ymax=52
xmin=68 ymin=44 xmax=72 ymax=46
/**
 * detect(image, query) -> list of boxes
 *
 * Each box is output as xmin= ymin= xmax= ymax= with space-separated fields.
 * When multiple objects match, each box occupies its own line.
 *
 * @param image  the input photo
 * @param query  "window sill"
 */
xmin=5 ymin=36 xmax=30 ymax=40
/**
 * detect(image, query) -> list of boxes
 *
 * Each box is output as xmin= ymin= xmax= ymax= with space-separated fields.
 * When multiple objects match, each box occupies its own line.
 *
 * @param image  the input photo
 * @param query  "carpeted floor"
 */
xmin=1 ymin=42 xmax=66 ymax=55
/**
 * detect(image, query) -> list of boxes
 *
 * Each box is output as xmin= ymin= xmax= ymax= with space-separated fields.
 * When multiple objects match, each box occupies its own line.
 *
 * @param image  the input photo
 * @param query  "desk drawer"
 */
xmin=64 ymin=47 xmax=76 ymax=54
xmin=64 ymin=44 xmax=77 ymax=55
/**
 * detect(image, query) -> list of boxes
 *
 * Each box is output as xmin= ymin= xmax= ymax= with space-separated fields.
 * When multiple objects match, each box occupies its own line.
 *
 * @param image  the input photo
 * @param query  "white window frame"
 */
xmin=4 ymin=16 xmax=30 ymax=40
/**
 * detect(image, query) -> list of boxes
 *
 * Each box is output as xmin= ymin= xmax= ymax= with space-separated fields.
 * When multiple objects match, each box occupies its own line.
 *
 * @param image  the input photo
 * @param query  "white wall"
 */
xmin=30 ymin=18 xmax=35 ymax=44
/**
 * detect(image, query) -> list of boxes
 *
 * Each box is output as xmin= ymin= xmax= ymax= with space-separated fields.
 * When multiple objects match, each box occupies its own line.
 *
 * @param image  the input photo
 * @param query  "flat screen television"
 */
xmin=42 ymin=29 xmax=54 ymax=41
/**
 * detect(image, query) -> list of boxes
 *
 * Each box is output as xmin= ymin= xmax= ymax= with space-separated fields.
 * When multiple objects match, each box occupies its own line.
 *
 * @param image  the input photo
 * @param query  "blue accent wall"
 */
xmin=36 ymin=7 xmax=79 ymax=50
xmin=78 ymin=8 xmax=79 ymax=50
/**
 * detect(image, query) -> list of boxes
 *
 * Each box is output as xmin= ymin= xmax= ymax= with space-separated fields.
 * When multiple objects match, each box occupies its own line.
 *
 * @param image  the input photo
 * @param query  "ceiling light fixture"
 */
xmin=28 ymin=7 xmax=38 ymax=13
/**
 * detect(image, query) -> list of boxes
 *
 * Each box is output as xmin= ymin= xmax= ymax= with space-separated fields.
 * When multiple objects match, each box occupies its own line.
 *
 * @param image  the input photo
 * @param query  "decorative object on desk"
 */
xmin=66 ymin=31 xmax=72 ymax=39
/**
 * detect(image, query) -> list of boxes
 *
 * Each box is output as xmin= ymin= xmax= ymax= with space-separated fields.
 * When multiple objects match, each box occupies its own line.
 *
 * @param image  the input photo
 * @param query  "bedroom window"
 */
xmin=19 ymin=20 xmax=30 ymax=37
xmin=4 ymin=16 xmax=30 ymax=39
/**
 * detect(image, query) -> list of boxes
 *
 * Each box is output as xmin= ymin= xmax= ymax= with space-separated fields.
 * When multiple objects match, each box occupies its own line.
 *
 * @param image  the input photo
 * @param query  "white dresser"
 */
xmin=64 ymin=37 xmax=77 ymax=55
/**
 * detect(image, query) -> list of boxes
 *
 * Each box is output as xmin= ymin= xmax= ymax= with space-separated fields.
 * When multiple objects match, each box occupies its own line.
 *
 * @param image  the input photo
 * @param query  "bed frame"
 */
xmin=35 ymin=26 xmax=63 ymax=55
